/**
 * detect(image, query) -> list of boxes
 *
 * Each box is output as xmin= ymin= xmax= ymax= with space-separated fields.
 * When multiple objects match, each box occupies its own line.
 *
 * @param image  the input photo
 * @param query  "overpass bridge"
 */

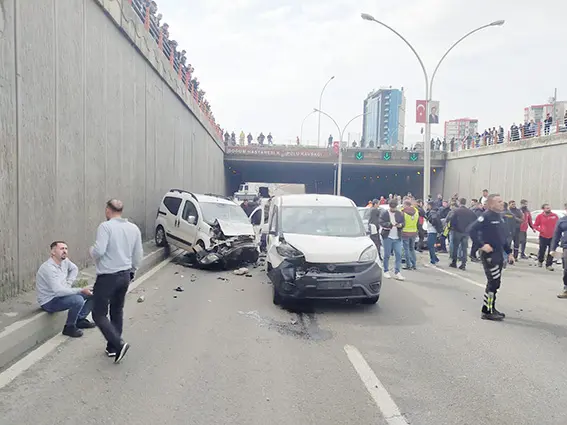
xmin=224 ymin=145 xmax=447 ymax=203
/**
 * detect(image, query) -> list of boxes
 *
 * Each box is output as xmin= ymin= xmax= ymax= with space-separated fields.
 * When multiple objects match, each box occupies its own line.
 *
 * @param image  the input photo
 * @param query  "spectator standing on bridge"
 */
xmin=247 ymin=132 xmax=253 ymax=145
xmin=534 ymin=205 xmax=559 ymax=271
xmin=449 ymin=198 xmax=477 ymax=270
xmin=239 ymin=131 xmax=245 ymax=146
xmin=469 ymin=194 xmax=514 ymax=321
xmin=267 ymin=133 xmax=273 ymax=145
xmin=379 ymin=200 xmax=405 ymax=281
xmin=328 ymin=134 xmax=333 ymax=147
xmin=519 ymin=199 xmax=534 ymax=259
xmin=551 ymin=203 xmax=567 ymax=298
xmin=544 ymin=113 xmax=552 ymax=135
xmin=90 ymin=200 xmax=143 ymax=363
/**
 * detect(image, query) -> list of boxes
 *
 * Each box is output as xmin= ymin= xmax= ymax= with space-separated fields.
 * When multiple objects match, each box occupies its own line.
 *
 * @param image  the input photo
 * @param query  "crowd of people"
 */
xmin=448 ymin=111 xmax=567 ymax=152
xmin=224 ymin=131 xmax=275 ymax=146
xmin=365 ymin=191 xmax=567 ymax=321
xmin=130 ymin=0 xmax=222 ymax=137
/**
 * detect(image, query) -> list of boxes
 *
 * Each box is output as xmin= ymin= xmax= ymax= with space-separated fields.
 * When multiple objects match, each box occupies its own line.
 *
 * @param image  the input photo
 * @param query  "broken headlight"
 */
xmin=276 ymin=243 xmax=304 ymax=259
xmin=358 ymin=245 xmax=378 ymax=262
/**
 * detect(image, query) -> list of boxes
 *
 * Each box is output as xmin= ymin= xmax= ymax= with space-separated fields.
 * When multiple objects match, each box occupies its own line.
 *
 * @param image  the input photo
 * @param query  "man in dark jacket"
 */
xmin=379 ymin=200 xmax=405 ymax=280
xmin=519 ymin=199 xmax=534 ymax=259
xmin=551 ymin=203 xmax=567 ymax=298
xmin=368 ymin=199 xmax=382 ymax=255
xmin=449 ymin=198 xmax=477 ymax=270
xmin=508 ymin=200 xmax=524 ymax=260
xmin=469 ymin=194 xmax=515 ymax=321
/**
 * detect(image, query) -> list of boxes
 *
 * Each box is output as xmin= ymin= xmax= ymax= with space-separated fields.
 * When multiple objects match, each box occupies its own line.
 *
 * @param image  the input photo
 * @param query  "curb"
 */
xmin=0 ymin=246 xmax=171 ymax=372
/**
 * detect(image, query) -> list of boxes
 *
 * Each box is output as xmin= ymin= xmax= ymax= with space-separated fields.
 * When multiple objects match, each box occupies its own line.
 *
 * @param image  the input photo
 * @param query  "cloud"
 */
xmin=155 ymin=0 xmax=566 ymax=145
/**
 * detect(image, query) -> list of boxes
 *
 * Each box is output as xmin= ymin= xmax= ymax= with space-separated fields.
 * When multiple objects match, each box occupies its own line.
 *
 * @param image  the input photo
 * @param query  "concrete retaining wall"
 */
xmin=0 ymin=0 xmax=226 ymax=300
xmin=444 ymin=134 xmax=567 ymax=207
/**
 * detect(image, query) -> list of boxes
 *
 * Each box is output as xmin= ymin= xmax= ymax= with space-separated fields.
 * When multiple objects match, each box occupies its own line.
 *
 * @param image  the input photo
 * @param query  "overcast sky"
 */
xmin=155 ymin=0 xmax=566 ymax=146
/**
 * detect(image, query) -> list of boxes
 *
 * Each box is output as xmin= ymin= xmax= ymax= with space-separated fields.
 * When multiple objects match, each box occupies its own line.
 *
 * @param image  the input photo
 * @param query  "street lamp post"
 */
xmin=361 ymin=13 xmax=504 ymax=199
xmin=317 ymin=76 xmax=335 ymax=148
xmin=300 ymin=110 xmax=317 ymax=146
xmin=315 ymin=109 xmax=366 ymax=196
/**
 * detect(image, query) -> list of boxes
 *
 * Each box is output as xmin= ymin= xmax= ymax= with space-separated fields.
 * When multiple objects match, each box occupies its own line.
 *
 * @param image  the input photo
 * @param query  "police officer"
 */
xmin=469 ymin=194 xmax=515 ymax=321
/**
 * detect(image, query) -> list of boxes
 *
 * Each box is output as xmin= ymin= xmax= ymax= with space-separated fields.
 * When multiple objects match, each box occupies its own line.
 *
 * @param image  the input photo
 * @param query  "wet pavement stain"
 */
xmin=238 ymin=310 xmax=332 ymax=341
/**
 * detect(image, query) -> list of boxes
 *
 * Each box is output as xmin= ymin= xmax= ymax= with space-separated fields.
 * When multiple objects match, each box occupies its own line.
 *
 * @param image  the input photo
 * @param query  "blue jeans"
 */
xmin=41 ymin=294 xmax=93 ymax=326
xmin=383 ymin=238 xmax=402 ymax=274
xmin=402 ymin=236 xmax=417 ymax=268
xmin=427 ymin=233 xmax=439 ymax=264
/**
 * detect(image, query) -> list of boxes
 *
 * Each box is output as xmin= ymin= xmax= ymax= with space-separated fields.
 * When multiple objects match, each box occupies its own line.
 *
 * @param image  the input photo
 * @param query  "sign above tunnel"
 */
xmin=225 ymin=145 xmax=446 ymax=166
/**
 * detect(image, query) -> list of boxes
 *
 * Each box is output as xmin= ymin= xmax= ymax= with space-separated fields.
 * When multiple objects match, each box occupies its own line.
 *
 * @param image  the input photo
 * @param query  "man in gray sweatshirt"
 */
xmin=36 ymin=241 xmax=95 ymax=337
xmin=90 ymin=199 xmax=143 ymax=364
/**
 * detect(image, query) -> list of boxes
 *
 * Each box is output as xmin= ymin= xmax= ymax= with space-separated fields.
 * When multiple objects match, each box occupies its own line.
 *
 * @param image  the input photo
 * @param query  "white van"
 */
xmin=154 ymin=190 xmax=259 ymax=266
xmin=265 ymin=194 xmax=382 ymax=306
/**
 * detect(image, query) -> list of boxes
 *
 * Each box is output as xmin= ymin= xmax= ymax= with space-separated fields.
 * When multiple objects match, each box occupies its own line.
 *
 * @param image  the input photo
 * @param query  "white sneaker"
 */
xmin=383 ymin=271 xmax=392 ymax=279
xmin=394 ymin=272 xmax=405 ymax=281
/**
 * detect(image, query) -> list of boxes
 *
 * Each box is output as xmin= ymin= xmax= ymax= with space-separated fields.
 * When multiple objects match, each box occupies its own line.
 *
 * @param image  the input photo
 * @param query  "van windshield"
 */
xmin=281 ymin=206 xmax=366 ymax=237
xmin=200 ymin=202 xmax=250 ymax=224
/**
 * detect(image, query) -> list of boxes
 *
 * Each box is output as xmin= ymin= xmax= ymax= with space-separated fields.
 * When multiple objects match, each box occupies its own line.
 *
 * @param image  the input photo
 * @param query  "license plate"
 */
xmin=318 ymin=280 xmax=352 ymax=290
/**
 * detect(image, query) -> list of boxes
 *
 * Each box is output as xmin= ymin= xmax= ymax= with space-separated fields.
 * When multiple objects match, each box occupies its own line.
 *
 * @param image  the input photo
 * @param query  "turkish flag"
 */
xmin=333 ymin=141 xmax=339 ymax=155
xmin=416 ymin=100 xmax=426 ymax=124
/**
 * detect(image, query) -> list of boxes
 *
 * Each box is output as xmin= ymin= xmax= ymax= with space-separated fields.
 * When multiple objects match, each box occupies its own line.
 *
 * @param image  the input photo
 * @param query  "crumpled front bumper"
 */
xmin=268 ymin=259 xmax=382 ymax=300
xmin=196 ymin=242 xmax=259 ymax=266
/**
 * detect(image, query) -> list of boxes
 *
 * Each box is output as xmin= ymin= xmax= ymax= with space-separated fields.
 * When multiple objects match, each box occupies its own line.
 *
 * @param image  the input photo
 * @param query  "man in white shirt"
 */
xmin=36 ymin=241 xmax=95 ymax=338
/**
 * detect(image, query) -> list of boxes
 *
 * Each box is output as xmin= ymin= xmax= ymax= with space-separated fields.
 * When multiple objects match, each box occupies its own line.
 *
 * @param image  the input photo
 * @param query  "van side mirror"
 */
xmin=187 ymin=215 xmax=197 ymax=225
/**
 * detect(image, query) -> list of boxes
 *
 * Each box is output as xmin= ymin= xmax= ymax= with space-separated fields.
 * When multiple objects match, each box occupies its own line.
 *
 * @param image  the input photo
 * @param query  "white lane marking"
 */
xmin=344 ymin=345 xmax=410 ymax=425
xmin=423 ymin=263 xmax=485 ymax=288
xmin=0 ymin=251 xmax=161 ymax=341
xmin=0 ymin=256 xmax=176 ymax=391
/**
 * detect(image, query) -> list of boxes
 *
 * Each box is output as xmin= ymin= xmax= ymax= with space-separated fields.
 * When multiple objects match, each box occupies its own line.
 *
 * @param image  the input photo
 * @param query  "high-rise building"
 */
xmin=362 ymin=87 xmax=406 ymax=149
xmin=444 ymin=118 xmax=478 ymax=144
xmin=524 ymin=101 xmax=567 ymax=124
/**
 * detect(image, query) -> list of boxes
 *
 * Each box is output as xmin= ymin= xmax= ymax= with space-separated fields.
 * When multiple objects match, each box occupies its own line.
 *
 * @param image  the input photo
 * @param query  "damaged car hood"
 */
xmin=215 ymin=219 xmax=255 ymax=237
xmin=282 ymin=233 xmax=373 ymax=263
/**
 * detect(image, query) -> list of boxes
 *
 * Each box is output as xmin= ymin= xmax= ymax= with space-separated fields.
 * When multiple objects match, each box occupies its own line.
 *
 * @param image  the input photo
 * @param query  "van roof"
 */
xmin=165 ymin=190 xmax=235 ymax=205
xmin=278 ymin=194 xmax=355 ymax=207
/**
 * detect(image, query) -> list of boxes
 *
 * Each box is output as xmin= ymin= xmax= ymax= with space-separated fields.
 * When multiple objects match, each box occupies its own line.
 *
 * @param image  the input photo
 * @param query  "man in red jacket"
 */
xmin=534 ymin=204 xmax=559 ymax=270
xmin=519 ymin=199 xmax=534 ymax=259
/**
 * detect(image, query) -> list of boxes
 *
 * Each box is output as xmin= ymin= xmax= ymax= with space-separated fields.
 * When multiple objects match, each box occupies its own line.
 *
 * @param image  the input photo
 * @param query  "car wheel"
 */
xmin=362 ymin=295 xmax=379 ymax=305
xmin=155 ymin=226 xmax=167 ymax=247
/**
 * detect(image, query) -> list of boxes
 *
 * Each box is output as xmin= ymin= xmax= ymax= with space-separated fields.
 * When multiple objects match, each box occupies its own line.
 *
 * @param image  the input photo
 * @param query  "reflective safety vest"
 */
xmin=403 ymin=208 xmax=419 ymax=233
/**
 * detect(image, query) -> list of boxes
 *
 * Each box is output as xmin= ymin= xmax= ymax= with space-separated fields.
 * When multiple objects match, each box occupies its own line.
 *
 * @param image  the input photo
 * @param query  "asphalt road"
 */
xmin=1 ymin=252 xmax=566 ymax=425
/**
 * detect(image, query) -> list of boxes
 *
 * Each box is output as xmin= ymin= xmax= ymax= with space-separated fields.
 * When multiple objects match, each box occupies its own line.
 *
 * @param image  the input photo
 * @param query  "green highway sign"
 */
xmin=409 ymin=152 xmax=419 ymax=162
xmin=355 ymin=151 xmax=364 ymax=160
xmin=383 ymin=151 xmax=392 ymax=161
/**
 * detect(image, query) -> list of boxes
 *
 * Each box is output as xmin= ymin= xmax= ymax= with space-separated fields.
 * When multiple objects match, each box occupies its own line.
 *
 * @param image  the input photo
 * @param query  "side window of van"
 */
xmin=181 ymin=200 xmax=199 ymax=223
xmin=163 ymin=196 xmax=182 ymax=215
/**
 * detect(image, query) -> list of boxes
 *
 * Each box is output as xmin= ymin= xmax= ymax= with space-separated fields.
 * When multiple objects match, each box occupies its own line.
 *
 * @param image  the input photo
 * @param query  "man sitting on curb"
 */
xmin=36 ymin=241 xmax=96 ymax=338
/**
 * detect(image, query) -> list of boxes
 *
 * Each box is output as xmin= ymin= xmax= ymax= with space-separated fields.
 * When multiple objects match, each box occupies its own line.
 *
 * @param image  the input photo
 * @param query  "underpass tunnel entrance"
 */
xmin=225 ymin=161 xmax=336 ymax=195
xmin=225 ymin=160 xmax=439 ymax=206
xmin=339 ymin=165 xmax=426 ymax=206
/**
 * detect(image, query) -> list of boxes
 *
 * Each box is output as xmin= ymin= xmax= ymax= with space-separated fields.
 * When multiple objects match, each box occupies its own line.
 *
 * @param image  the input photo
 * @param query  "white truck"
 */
xmin=234 ymin=183 xmax=306 ymax=250
xmin=233 ymin=182 xmax=306 ymax=204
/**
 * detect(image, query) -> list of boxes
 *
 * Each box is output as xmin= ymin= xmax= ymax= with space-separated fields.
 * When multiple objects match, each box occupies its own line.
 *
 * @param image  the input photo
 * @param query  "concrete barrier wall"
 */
xmin=444 ymin=134 xmax=567 ymax=206
xmin=0 ymin=0 xmax=226 ymax=300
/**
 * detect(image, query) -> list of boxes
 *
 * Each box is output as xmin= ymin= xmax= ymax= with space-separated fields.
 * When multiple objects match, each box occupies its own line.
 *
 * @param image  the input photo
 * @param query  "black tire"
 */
xmin=362 ymin=295 xmax=379 ymax=305
xmin=155 ymin=226 xmax=167 ymax=247
xmin=272 ymin=283 xmax=282 ymax=305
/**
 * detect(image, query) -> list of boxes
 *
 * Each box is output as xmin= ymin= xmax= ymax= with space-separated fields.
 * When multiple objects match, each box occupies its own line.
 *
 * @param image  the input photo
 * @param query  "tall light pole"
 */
xmin=361 ymin=13 xmax=504 ymax=198
xmin=317 ymin=76 xmax=335 ymax=147
xmin=315 ymin=109 xmax=367 ymax=196
xmin=300 ymin=110 xmax=317 ymax=146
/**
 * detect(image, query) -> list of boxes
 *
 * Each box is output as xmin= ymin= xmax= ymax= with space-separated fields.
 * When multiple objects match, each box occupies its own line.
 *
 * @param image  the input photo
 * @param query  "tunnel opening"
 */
xmin=225 ymin=160 xmax=432 ymax=206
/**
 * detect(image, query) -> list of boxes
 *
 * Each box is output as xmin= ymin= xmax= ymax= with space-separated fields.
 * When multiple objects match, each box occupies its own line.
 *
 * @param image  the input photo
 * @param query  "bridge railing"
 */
xmin=127 ymin=0 xmax=223 ymax=142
